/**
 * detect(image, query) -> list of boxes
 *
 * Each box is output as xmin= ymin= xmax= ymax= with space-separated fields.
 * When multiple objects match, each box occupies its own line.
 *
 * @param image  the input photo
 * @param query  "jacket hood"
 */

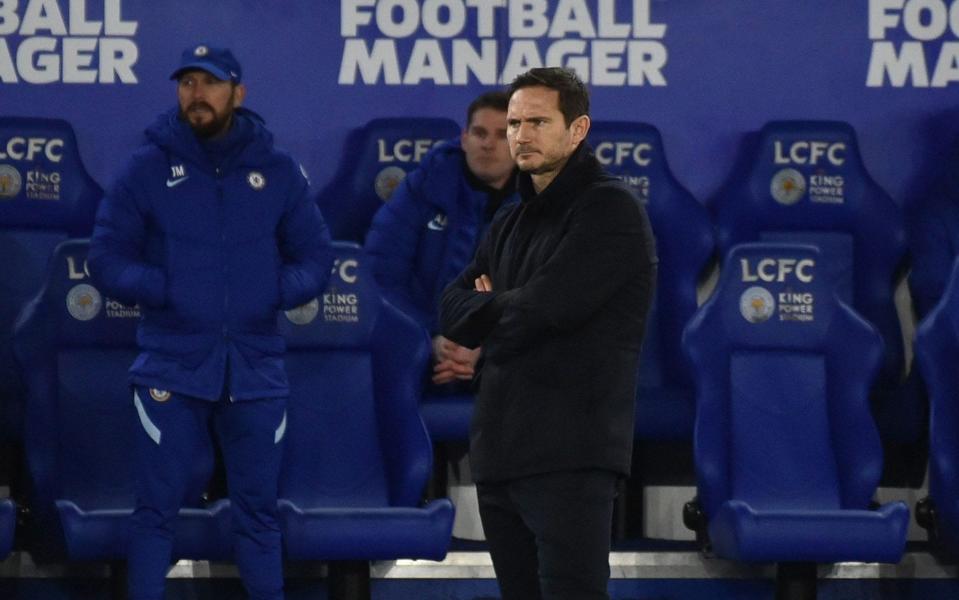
xmin=145 ymin=106 xmax=276 ymax=172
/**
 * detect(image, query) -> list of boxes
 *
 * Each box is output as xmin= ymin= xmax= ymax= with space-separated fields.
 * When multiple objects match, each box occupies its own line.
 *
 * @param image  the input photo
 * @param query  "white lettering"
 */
xmin=867 ymin=0 xmax=959 ymax=87
xmin=104 ymin=0 xmax=136 ymax=35
xmin=633 ymin=0 xmax=666 ymax=38
xmin=0 ymin=0 xmax=20 ymax=36
xmin=422 ymin=0 xmax=466 ymax=38
xmin=796 ymin=259 xmax=814 ymax=282
xmin=741 ymin=257 xmax=816 ymax=283
xmin=595 ymin=141 xmax=651 ymax=166
xmin=773 ymin=141 xmax=846 ymax=166
xmin=591 ymin=40 xmax=626 ymax=85
xmin=869 ymin=40 xmax=959 ymax=87
xmin=342 ymin=0 xmax=375 ymax=36
xmin=339 ymin=38 xmax=402 ymax=84
xmin=338 ymin=0 xmax=669 ymax=86
xmin=931 ymin=42 xmax=959 ymax=87
xmin=451 ymin=38 xmax=496 ymax=84
xmin=378 ymin=138 xmax=438 ymax=162
xmin=62 ymin=36 xmax=97 ymax=83
xmin=98 ymin=37 xmax=137 ymax=83
xmin=17 ymin=36 xmax=58 ymax=84
xmin=338 ymin=259 xmax=359 ymax=283
xmin=466 ymin=0 xmax=504 ymax=37
xmin=500 ymin=40 xmax=542 ymax=83
xmin=597 ymin=0 xmax=630 ymax=37
xmin=403 ymin=38 xmax=450 ymax=84
xmin=627 ymin=41 xmax=667 ymax=86
xmin=903 ymin=0 xmax=948 ymax=40
xmin=870 ymin=0 xmax=906 ymax=39
xmin=0 ymin=137 xmax=62 ymax=162
xmin=545 ymin=39 xmax=588 ymax=76
xmin=0 ymin=39 xmax=16 ymax=82
xmin=21 ymin=0 xmax=66 ymax=36
xmin=66 ymin=256 xmax=89 ymax=280
xmin=510 ymin=0 xmax=548 ymax=38
xmin=377 ymin=0 xmax=419 ymax=38
xmin=548 ymin=0 xmax=596 ymax=39
xmin=0 ymin=0 xmax=139 ymax=85
xmin=68 ymin=0 xmax=101 ymax=35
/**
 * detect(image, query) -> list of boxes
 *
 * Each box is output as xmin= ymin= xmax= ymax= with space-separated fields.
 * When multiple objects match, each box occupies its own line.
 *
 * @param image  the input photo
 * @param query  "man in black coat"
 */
xmin=440 ymin=67 xmax=657 ymax=600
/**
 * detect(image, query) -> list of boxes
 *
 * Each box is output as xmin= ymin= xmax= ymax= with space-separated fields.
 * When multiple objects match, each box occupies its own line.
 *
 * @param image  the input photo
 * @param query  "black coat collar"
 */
xmin=517 ymin=142 xmax=602 ymax=210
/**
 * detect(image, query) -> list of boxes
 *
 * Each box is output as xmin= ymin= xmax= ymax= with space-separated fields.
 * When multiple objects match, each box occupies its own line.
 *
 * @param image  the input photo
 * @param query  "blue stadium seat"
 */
xmin=0 ymin=117 xmax=101 ymax=443
xmin=0 ymin=499 xmax=14 ymax=559
xmin=419 ymin=390 xmax=473 ymax=443
xmin=276 ymin=243 xmax=454 ymax=590
xmin=12 ymin=240 xmax=230 ymax=561
xmin=316 ymin=118 xmax=460 ymax=243
xmin=914 ymin=257 xmax=959 ymax=556
xmin=708 ymin=121 xmax=917 ymax=443
xmin=587 ymin=121 xmax=714 ymax=439
xmin=905 ymin=141 xmax=959 ymax=320
xmin=682 ymin=243 xmax=908 ymax=596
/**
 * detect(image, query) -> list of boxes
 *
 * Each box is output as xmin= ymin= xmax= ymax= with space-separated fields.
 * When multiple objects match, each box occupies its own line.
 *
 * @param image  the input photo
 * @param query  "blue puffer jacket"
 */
xmin=364 ymin=139 xmax=517 ymax=335
xmin=89 ymin=107 xmax=333 ymax=401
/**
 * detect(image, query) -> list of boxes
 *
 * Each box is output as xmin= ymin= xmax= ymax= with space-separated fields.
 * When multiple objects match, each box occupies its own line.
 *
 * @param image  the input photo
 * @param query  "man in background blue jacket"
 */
xmin=365 ymin=91 xmax=518 ymax=387
xmin=89 ymin=44 xmax=333 ymax=600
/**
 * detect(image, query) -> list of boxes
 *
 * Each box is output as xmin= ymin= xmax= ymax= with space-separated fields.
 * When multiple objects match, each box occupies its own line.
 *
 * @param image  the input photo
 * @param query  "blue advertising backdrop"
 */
xmin=3 ymin=0 xmax=959 ymax=214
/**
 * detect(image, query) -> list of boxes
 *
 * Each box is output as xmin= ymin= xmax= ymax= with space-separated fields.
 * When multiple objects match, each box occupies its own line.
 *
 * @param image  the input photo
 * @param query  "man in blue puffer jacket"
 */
xmin=365 ymin=91 xmax=518 ymax=388
xmin=89 ymin=44 xmax=333 ymax=600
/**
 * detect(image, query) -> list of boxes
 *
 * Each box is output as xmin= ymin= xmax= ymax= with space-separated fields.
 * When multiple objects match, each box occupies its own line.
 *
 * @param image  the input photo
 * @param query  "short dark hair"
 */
xmin=507 ymin=67 xmax=589 ymax=127
xmin=466 ymin=90 xmax=509 ymax=128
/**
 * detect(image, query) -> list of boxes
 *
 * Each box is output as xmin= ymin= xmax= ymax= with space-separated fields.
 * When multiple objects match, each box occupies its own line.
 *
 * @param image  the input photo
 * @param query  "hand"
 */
xmin=474 ymin=274 xmax=493 ymax=292
xmin=431 ymin=335 xmax=481 ymax=384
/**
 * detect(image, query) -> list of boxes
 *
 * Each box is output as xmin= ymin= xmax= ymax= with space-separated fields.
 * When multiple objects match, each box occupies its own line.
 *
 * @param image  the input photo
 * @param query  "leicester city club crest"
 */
xmin=66 ymin=284 xmax=102 ymax=321
xmin=770 ymin=168 xmax=806 ymax=206
xmin=739 ymin=286 xmax=775 ymax=323
xmin=374 ymin=166 xmax=406 ymax=201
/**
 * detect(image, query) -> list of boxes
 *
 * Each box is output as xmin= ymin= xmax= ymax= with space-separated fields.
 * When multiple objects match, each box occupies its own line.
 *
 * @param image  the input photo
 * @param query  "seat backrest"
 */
xmin=683 ymin=243 xmax=884 ymax=519
xmin=709 ymin=121 xmax=905 ymax=386
xmin=278 ymin=243 xmax=431 ymax=508
xmin=316 ymin=118 xmax=460 ymax=243
xmin=16 ymin=239 xmax=216 ymax=527
xmin=914 ymin=257 xmax=959 ymax=536
xmin=905 ymin=146 xmax=959 ymax=319
xmin=14 ymin=239 xmax=148 ymax=515
xmin=0 ymin=117 xmax=102 ymax=441
xmin=587 ymin=122 xmax=714 ymax=393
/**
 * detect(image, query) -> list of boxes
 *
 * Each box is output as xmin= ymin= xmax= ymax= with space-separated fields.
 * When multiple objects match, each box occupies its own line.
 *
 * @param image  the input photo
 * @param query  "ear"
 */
xmin=232 ymin=83 xmax=247 ymax=107
xmin=569 ymin=114 xmax=590 ymax=146
xmin=460 ymin=128 xmax=468 ymax=145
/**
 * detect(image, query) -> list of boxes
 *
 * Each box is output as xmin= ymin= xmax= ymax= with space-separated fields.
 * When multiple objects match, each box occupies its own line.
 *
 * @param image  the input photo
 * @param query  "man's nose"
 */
xmin=515 ymin=123 xmax=533 ymax=142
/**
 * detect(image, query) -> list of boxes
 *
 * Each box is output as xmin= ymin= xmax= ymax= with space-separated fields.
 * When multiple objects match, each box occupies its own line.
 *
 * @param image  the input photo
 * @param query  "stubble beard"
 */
xmin=180 ymin=102 xmax=234 ymax=140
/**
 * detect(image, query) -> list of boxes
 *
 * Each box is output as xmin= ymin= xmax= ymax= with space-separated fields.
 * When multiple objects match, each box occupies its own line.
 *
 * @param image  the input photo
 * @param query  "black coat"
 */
xmin=440 ymin=142 xmax=658 ymax=482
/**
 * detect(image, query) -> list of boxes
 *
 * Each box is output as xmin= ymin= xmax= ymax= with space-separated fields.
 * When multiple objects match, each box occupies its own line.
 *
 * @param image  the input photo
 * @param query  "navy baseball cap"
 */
xmin=170 ymin=44 xmax=242 ymax=82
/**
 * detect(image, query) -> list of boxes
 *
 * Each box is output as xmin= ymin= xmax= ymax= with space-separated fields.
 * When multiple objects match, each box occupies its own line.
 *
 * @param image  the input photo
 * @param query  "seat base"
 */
xmin=56 ymin=499 xmax=233 ymax=561
xmin=709 ymin=500 xmax=909 ymax=563
xmin=279 ymin=498 xmax=454 ymax=561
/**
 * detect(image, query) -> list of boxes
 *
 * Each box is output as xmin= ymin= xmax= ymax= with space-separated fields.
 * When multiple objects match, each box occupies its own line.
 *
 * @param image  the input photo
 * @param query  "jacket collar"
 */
xmin=145 ymin=106 xmax=274 ymax=174
xmin=517 ymin=141 xmax=603 ymax=209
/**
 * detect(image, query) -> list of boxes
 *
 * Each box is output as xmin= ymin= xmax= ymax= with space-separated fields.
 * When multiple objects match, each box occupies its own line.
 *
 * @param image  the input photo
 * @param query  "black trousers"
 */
xmin=477 ymin=469 xmax=619 ymax=600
